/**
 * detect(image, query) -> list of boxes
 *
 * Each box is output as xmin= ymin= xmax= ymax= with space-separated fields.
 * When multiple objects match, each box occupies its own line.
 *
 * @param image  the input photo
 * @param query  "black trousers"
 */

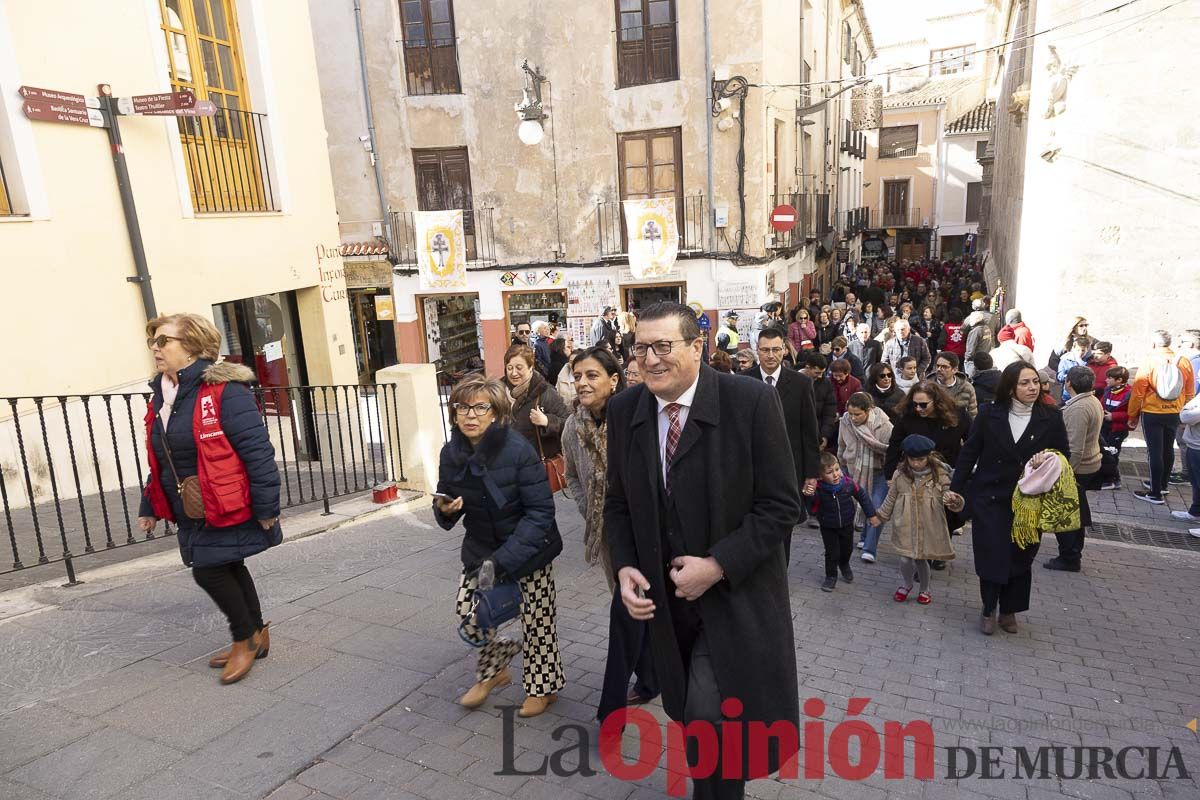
xmin=1054 ymin=471 xmax=1095 ymax=566
xmin=819 ymin=524 xmax=854 ymax=577
xmin=193 ymin=561 xmax=264 ymax=641
xmin=666 ymin=581 xmax=746 ymax=800
xmin=979 ymin=572 xmax=1033 ymax=616
xmin=597 ymin=587 xmax=659 ymax=723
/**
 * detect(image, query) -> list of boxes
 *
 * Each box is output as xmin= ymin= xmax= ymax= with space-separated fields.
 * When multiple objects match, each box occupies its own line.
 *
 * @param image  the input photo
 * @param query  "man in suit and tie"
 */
xmin=742 ymin=327 xmax=821 ymax=559
xmin=605 ymin=302 xmax=801 ymax=799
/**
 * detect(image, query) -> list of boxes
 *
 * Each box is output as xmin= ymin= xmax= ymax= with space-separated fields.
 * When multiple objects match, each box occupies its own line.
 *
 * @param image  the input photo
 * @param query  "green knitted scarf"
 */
xmin=1010 ymin=451 xmax=1080 ymax=549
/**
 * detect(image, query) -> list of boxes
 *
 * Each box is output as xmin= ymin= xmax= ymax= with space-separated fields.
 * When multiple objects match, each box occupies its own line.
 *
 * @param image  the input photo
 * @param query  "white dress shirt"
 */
xmin=656 ymin=373 xmax=701 ymax=487
xmin=762 ymin=365 xmax=783 ymax=386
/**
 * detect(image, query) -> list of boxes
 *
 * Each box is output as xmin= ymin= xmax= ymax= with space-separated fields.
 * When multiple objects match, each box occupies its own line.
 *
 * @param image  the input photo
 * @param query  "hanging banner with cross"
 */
xmin=622 ymin=197 xmax=679 ymax=280
xmin=415 ymin=209 xmax=468 ymax=290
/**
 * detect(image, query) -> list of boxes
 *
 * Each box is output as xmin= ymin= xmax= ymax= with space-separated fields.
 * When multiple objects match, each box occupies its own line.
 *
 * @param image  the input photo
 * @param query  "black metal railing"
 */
xmin=177 ymin=105 xmax=277 ymax=213
xmin=879 ymin=207 xmax=924 ymax=228
xmin=0 ymin=157 xmax=15 ymax=216
xmin=839 ymin=206 xmax=870 ymax=235
xmin=387 ymin=208 xmax=496 ymax=267
xmin=403 ymin=37 xmax=462 ymax=96
xmin=596 ymin=194 xmax=706 ymax=258
xmin=0 ymin=385 xmax=405 ymax=582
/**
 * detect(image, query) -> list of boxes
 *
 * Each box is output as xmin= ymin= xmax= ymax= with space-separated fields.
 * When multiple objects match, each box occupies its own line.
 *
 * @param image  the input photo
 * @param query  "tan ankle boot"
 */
xmin=459 ymin=670 xmax=511 ymax=709
xmin=220 ymin=632 xmax=261 ymax=684
xmin=997 ymin=613 xmax=1018 ymax=634
xmin=518 ymin=694 xmax=557 ymax=718
xmin=210 ymin=623 xmax=270 ymax=668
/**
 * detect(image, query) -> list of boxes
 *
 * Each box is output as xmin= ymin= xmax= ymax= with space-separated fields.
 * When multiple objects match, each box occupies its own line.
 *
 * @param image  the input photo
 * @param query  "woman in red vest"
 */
xmin=138 ymin=313 xmax=282 ymax=685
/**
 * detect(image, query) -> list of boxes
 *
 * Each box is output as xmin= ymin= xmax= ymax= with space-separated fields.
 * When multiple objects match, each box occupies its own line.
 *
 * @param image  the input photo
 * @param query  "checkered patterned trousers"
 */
xmin=455 ymin=563 xmax=565 ymax=697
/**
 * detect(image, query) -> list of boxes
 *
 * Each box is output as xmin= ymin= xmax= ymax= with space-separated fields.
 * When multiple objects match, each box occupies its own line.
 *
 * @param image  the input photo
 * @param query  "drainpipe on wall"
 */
xmin=353 ymin=0 xmax=390 ymax=242
xmin=703 ymin=0 xmax=716 ymax=256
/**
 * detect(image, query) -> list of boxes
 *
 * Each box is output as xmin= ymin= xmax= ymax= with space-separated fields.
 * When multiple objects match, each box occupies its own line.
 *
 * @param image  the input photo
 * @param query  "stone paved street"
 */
xmin=1 ymin=466 xmax=1199 ymax=800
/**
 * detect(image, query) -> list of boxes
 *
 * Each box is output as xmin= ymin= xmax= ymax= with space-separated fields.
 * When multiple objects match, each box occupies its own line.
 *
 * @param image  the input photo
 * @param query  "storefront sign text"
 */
xmin=316 ymin=243 xmax=347 ymax=303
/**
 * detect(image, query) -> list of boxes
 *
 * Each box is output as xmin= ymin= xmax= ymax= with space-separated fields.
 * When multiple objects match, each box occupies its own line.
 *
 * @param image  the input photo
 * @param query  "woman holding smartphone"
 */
xmin=434 ymin=375 xmax=565 ymax=718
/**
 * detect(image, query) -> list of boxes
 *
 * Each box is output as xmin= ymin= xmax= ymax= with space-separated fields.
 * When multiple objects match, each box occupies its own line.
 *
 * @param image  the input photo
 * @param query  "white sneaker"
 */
xmin=1172 ymin=511 xmax=1200 ymax=522
xmin=1190 ymin=528 xmax=1200 ymax=538
xmin=1142 ymin=480 xmax=1171 ymax=494
xmin=861 ymin=552 xmax=876 ymax=563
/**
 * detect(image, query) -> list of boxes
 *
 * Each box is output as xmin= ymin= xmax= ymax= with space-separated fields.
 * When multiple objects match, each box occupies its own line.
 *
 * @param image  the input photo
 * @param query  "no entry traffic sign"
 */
xmin=770 ymin=203 xmax=798 ymax=233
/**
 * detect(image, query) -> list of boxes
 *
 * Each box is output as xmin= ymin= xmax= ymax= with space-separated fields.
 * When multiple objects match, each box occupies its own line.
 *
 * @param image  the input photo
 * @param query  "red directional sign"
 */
xmin=770 ymin=203 xmax=799 ymax=233
xmin=18 ymin=85 xmax=99 ymax=109
xmin=22 ymin=99 xmax=106 ymax=128
xmin=138 ymin=99 xmax=218 ymax=117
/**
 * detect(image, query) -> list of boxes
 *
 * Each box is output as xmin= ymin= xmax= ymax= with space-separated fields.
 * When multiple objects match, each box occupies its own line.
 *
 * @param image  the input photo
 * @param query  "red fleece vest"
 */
xmin=143 ymin=382 xmax=253 ymax=527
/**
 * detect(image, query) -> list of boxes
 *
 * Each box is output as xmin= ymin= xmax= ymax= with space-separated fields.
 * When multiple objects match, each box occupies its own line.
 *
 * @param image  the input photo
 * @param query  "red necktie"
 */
xmin=664 ymin=403 xmax=682 ymax=493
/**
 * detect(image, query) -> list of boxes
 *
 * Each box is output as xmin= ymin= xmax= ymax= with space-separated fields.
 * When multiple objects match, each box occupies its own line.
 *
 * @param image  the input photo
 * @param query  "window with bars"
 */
xmin=401 ymin=0 xmax=461 ymax=95
xmin=615 ymin=0 xmax=678 ymax=88
xmin=931 ymin=44 xmax=974 ymax=76
xmin=159 ymin=0 xmax=275 ymax=212
xmin=879 ymin=125 xmax=918 ymax=159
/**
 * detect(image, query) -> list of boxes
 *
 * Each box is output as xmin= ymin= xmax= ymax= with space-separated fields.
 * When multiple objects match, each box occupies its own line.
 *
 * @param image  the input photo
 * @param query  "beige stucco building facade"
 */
xmin=0 ymin=0 xmax=356 ymax=398
xmin=981 ymin=0 xmax=1200 ymax=365
xmin=310 ymin=0 xmax=876 ymax=378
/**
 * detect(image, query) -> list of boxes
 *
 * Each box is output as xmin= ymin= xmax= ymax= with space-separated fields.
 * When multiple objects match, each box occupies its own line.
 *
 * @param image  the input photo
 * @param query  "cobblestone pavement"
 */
xmin=1 ymin=460 xmax=1198 ymax=800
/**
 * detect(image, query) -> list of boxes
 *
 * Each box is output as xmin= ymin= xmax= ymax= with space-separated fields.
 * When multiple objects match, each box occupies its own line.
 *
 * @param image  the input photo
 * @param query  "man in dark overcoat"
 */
xmin=604 ymin=302 xmax=802 ymax=800
xmin=741 ymin=327 xmax=821 ymax=560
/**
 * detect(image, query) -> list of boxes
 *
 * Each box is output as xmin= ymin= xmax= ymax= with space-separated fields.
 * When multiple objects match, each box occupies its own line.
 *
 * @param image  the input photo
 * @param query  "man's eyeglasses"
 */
xmin=452 ymin=402 xmax=493 ymax=417
xmin=146 ymin=335 xmax=183 ymax=350
xmin=757 ymin=347 xmax=786 ymax=356
xmin=516 ymin=329 xmax=530 ymax=336
xmin=632 ymin=338 xmax=696 ymax=358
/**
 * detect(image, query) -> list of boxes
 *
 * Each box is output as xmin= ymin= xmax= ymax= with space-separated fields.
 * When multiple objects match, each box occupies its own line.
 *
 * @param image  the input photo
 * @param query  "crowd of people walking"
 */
xmin=130 ymin=255 xmax=1199 ymax=800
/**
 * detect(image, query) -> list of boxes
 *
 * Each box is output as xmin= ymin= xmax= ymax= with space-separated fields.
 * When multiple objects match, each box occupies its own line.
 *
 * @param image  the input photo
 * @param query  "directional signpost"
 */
xmin=15 ymin=81 xmax=223 ymax=336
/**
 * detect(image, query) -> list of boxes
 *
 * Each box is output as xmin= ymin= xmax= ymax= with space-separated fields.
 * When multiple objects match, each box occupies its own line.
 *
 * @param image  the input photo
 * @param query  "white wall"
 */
xmin=940 ymin=133 xmax=985 ymax=235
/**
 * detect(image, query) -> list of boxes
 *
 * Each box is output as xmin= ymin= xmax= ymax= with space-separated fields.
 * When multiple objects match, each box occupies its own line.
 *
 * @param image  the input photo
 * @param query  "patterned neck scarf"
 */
xmin=574 ymin=405 xmax=611 ymax=586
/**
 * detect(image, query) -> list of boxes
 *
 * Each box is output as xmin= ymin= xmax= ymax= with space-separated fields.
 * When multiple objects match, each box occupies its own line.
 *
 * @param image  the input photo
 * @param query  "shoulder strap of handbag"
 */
xmin=154 ymin=415 xmax=186 ymax=491
xmin=533 ymin=420 xmax=548 ymax=462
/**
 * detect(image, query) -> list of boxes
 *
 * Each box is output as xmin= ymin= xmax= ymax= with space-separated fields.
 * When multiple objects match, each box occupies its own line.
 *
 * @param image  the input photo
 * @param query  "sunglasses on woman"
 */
xmin=146 ymin=335 xmax=183 ymax=350
xmin=912 ymin=401 xmax=931 ymax=409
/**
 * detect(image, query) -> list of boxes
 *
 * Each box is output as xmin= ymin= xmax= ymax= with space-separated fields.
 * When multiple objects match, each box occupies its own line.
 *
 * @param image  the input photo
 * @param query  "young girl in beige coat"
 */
xmin=876 ymin=434 xmax=964 ymax=605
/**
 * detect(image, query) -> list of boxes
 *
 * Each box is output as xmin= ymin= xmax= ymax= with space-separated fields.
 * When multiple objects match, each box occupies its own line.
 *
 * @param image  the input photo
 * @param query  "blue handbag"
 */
xmin=458 ymin=581 xmax=522 ymax=647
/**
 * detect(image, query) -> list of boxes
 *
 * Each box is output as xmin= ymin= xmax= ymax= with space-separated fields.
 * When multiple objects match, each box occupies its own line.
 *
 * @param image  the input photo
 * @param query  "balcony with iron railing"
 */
xmin=877 ymin=207 xmax=925 ymax=228
xmin=839 ymin=206 xmax=871 ymax=235
xmin=767 ymin=192 xmax=831 ymax=249
xmin=879 ymin=142 xmax=918 ymax=159
xmin=386 ymin=208 xmax=497 ymax=267
xmin=403 ymin=37 xmax=462 ymax=96
xmin=177 ymin=105 xmax=277 ymax=213
xmin=596 ymin=194 xmax=706 ymax=258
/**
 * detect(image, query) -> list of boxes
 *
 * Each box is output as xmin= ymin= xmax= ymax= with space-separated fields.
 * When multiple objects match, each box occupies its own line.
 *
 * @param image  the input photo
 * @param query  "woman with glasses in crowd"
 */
xmin=866 ymin=362 xmax=905 ymax=422
xmin=435 ymin=375 xmax=565 ymax=717
xmin=561 ymin=347 xmax=658 ymax=722
xmin=138 ymin=314 xmax=282 ymax=686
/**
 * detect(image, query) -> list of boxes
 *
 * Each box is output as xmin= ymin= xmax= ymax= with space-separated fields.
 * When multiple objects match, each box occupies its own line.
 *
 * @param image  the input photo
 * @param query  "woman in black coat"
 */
xmin=503 ymin=344 xmax=570 ymax=459
xmin=547 ymin=336 xmax=571 ymax=391
xmin=435 ymin=375 xmax=565 ymax=718
xmin=138 ymin=314 xmax=282 ymax=685
xmin=866 ymin=362 xmax=904 ymax=422
xmin=952 ymin=362 xmax=1071 ymax=636
xmin=883 ymin=381 xmax=970 ymax=478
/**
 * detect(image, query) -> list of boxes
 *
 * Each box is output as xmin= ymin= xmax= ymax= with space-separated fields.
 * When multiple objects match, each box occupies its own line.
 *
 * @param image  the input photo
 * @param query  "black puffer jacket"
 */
xmin=434 ymin=424 xmax=562 ymax=579
xmin=139 ymin=359 xmax=282 ymax=568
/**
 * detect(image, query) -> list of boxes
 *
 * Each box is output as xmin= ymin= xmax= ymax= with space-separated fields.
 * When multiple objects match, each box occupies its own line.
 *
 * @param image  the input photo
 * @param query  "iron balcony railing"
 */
xmin=403 ymin=37 xmax=462 ymax=96
xmin=596 ymin=194 xmax=706 ymax=258
xmin=879 ymin=143 xmax=918 ymax=159
xmin=878 ymin=207 xmax=925 ymax=228
xmin=0 ymin=385 xmax=405 ymax=583
xmin=838 ymin=206 xmax=870 ymax=235
xmin=0 ymin=156 xmax=15 ymax=216
xmin=177 ymin=104 xmax=277 ymax=213
xmin=386 ymin=208 xmax=497 ymax=267
xmin=767 ymin=191 xmax=830 ymax=248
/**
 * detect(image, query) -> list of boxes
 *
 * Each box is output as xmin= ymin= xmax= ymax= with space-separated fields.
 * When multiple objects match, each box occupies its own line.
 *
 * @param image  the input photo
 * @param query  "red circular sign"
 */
xmin=770 ymin=204 xmax=798 ymax=233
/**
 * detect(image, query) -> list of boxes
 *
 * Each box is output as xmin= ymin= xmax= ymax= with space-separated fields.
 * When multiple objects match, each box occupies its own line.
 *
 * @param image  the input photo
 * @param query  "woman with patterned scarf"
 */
xmin=561 ymin=347 xmax=658 ymax=722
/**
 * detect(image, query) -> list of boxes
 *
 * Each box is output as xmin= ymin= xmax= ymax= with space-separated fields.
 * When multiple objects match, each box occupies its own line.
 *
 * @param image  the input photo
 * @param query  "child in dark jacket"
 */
xmin=1099 ymin=365 xmax=1132 ymax=490
xmin=804 ymin=452 xmax=880 ymax=591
